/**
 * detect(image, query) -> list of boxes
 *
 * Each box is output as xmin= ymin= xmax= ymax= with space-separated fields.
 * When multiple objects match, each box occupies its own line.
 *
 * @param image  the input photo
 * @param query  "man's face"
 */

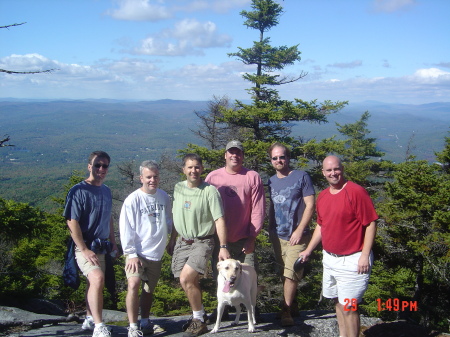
xmin=88 ymin=155 xmax=109 ymax=182
xmin=225 ymin=147 xmax=244 ymax=172
xmin=183 ymin=159 xmax=203 ymax=186
xmin=322 ymin=158 xmax=344 ymax=187
xmin=270 ymin=146 xmax=289 ymax=173
xmin=140 ymin=167 xmax=159 ymax=194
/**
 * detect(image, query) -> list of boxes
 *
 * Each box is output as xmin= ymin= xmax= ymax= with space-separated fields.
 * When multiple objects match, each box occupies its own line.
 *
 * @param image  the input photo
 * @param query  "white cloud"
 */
xmin=133 ymin=18 xmax=232 ymax=56
xmin=372 ymin=0 xmax=416 ymax=13
xmin=2 ymin=55 xmax=450 ymax=104
xmin=106 ymin=0 xmax=251 ymax=21
xmin=413 ymin=68 xmax=450 ymax=79
xmin=106 ymin=0 xmax=172 ymax=21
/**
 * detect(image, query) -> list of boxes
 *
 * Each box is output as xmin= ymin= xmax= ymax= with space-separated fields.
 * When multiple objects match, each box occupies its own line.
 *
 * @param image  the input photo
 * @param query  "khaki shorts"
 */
xmin=171 ymin=236 xmax=214 ymax=278
xmin=75 ymin=247 xmax=106 ymax=277
xmin=125 ymin=256 xmax=162 ymax=293
xmin=273 ymin=234 xmax=311 ymax=281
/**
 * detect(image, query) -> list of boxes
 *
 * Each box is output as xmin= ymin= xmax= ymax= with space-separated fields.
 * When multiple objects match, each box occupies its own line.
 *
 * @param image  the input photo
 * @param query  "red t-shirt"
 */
xmin=316 ymin=181 xmax=378 ymax=255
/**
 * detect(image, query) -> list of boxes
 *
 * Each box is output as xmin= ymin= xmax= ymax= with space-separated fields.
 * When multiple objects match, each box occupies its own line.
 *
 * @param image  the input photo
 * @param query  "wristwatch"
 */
xmin=219 ymin=244 xmax=228 ymax=249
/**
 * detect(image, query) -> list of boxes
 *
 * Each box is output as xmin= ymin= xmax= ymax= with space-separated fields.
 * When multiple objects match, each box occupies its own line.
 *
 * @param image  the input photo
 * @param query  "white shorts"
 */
xmin=322 ymin=250 xmax=373 ymax=305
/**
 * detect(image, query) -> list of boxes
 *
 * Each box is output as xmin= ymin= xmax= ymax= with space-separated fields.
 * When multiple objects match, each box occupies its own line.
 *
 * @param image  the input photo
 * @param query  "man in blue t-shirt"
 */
xmin=64 ymin=151 xmax=118 ymax=337
xmin=267 ymin=143 xmax=315 ymax=327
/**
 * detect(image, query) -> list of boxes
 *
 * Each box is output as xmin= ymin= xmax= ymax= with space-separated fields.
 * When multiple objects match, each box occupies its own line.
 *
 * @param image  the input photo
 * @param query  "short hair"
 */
xmin=140 ymin=160 xmax=160 ymax=175
xmin=182 ymin=153 xmax=203 ymax=166
xmin=267 ymin=142 xmax=291 ymax=158
xmin=88 ymin=151 xmax=110 ymax=164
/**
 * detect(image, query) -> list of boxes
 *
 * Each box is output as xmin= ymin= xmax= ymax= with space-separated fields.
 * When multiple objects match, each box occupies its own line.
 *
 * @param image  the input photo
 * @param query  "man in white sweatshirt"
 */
xmin=119 ymin=160 xmax=176 ymax=337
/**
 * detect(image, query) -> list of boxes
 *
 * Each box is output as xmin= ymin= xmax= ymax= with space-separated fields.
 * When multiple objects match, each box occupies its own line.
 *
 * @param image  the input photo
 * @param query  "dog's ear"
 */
xmin=236 ymin=261 xmax=242 ymax=273
xmin=217 ymin=260 xmax=223 ymax=270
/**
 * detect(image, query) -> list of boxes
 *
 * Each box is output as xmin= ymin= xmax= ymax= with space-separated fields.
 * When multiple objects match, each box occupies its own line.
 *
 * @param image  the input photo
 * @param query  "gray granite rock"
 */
xmin=1 ymin=306 xmax=384 ymax=337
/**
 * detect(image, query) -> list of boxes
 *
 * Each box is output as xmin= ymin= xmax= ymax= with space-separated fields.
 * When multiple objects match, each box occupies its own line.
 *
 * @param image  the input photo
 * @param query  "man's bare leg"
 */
xmin=86 ymin=269 xmax=105 ymax=324
xmin=335 ymin=300 xmax=360 ymax=337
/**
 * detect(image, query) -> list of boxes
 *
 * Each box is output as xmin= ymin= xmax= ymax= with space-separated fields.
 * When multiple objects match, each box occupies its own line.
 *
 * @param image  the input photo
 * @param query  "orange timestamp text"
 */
xmin=377 ymin=298 xmax=418 ymax=311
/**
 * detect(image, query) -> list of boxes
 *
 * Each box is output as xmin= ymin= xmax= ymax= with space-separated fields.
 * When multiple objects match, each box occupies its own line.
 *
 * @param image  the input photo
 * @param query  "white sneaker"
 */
xmin=128 ymin=326 xmax=143 ymax=337
xmin=92 ymin=325 xmax=111 ymax=337
xmin=153 ymin=324 xmax=165 ymax=334
xmin=82 ymin=318 xmax=95 ymax=331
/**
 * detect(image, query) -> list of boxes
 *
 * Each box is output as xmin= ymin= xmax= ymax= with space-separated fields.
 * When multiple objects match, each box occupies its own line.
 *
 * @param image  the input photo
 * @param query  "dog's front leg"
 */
xmin=211 ymin=302 xmax=225 ymax=333
xmin=231 ymin=304 xmax=241 ymax=326
xmin=246 ymin=303 xmax=256 ymax=332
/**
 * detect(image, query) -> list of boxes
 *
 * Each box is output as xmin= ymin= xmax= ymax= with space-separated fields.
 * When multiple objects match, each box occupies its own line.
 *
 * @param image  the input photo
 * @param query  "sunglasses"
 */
xmin=271 ymin=156 xmax=286 ymax=161
xmin=93 ymin=164 xmax=109 ymax=169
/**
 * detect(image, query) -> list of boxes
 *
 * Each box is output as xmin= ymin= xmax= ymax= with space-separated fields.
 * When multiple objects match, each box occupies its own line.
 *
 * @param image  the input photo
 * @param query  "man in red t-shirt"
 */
xmin=300 ymin=156 xmax=377 ymax=337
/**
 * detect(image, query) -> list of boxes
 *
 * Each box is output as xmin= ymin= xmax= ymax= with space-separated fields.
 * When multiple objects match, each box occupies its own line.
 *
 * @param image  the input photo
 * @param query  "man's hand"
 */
xmin=357 ymin=254 xmax=370 ymax=274
xmin=218 ymin=248 xmax=231 ymax=261
xmin=125 ymin=257 xmax=141 ymax=274
xmin=299 ymin=250 xmax=312 ymax=263
xmin=82 ymin=249 xmax=100 ymax=267
xmin=289 ymin=230 xmax=303 ymax=246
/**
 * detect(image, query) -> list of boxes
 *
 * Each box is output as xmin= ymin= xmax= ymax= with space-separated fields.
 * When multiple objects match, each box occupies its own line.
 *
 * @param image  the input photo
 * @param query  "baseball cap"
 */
xmin=225 ymin=140 xmax=244 ymax=152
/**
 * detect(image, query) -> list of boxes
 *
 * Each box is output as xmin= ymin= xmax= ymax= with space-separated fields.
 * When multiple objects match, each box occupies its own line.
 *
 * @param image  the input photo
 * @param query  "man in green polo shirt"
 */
xmin=169 ymin=153 xmax=230 ymax=337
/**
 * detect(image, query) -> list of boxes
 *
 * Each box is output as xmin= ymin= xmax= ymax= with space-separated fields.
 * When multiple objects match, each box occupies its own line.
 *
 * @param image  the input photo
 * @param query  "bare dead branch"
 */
xmin=0 ymin=68 xmax=58 ymax=74
xmin=0 ymin=135 xmax=14 ymax=147
xmin=0 ymin=22 xmax=27 ymax=29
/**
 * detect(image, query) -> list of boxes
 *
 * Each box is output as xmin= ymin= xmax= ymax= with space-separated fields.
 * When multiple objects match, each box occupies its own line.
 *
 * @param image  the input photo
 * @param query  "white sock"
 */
xmin=130 ymin=323 xmax=138 ymax=329
xmin=94 ymin=323 xmax=105 ymax=329
xmin=86 ymin=315 xmax=93 ymax=321
xmin=193 ymin=308 xmax=205 ymax=322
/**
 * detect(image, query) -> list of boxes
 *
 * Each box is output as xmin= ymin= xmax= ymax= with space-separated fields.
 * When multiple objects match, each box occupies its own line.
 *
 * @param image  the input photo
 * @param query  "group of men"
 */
xmin=64 ymin=140 xmax=377 ymax=337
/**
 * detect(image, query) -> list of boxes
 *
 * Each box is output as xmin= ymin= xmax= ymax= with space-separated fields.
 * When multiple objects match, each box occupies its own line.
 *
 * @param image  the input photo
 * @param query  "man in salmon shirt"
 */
xmin=205 ymin=140 xmax=265 ymax=321
xmin=300 ymin=155 xmax=377 ymax=337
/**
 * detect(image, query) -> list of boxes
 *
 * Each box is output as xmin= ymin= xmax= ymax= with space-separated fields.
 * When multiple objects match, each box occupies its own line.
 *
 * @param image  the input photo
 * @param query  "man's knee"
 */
xmin=127 ymin=276 xmax=141 ymax=292
xmin=179 ymin=265 xmax=198 ymax=288
xmin=87 ymin=269 xmax=105 ymax=287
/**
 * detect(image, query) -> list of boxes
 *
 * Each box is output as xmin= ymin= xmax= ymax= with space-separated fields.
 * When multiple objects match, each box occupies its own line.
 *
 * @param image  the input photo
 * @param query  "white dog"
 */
xmin=211 ymin=259 xmax=258 ymax=333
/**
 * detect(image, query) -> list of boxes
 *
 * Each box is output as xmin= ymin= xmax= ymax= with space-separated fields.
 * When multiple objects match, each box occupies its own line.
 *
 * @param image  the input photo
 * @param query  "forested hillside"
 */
xmin=0 ymin=99 xmax=448 ymax=210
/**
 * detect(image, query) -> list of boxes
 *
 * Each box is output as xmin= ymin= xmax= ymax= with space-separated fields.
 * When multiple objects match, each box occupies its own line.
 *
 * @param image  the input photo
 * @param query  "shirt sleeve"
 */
xmin=119 ymin=198 xmax=138 ymax=258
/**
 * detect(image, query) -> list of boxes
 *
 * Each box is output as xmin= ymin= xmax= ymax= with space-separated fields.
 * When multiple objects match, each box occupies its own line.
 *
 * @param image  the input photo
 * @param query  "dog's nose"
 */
xmin=230 ymin=276 xmax=236 ymax=282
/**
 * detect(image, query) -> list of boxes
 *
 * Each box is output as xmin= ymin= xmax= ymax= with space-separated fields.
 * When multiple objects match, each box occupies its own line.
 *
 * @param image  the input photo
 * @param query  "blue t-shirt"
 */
xmin=268 ymin=170 xmax=315 ymax=240
xmin=63 ymin=180 xmax=112 ymax=243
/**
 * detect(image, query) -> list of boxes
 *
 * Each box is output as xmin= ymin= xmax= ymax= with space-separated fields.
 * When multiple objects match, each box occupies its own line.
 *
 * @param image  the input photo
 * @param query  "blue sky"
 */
xmin=1 ymin=0 xmax=449 ymax=104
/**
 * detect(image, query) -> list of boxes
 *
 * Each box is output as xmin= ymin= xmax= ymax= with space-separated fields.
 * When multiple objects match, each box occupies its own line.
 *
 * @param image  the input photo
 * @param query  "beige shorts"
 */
xmin=75 ymin=247 xmax=106 ymax=277
xmin=171 ymin=236 xmax=214 ymax=278
xmin=125 ymin=256 xmax=162 ymax=293
xmin=273 ymin=234 xmax=311 ymax=281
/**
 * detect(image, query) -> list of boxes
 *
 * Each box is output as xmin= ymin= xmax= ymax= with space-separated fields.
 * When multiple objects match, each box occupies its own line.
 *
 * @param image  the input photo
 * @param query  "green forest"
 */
xmin=0 ymin=0 xmax=449 ymax=334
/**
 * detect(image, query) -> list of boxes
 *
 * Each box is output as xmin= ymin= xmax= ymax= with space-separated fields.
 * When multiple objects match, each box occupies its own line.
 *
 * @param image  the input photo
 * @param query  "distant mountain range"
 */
xmin=0 ymin=99 xmax=448 ymax=209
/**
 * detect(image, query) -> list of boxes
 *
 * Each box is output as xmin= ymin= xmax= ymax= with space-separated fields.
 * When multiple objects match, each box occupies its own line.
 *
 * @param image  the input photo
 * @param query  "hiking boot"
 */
xmin=139 ymin=321 xmax=154 ymax=335
xmin=281 ymin=306 xmax=294 ymax=327
xmin=182 ymin=313 xmax=209 ymax=331
xmin=128 ymin=326 xmax=143 ymax=337
xmin=92 ymin=325 xmax=111 ymax=337
xmin=182 ymin=318 xmax=208 ymax=337
xmin=82 ymin=317 xmax=95 ymax=331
